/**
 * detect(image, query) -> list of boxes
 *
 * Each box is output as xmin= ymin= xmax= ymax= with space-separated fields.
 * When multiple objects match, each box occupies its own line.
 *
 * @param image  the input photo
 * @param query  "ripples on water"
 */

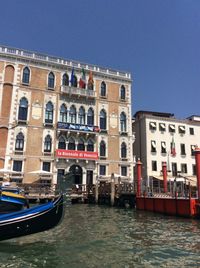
xmin=0 ymin=202 xmax=200 ymax=267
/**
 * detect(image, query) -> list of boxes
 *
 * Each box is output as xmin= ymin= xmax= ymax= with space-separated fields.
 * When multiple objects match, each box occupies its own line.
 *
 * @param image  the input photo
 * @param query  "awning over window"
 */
xmin=151 ymin=141 xmax=156 ymax=148
xmin=160 ymin=123 xmax=165 ymax=129
xmin=150 ymin=122 xmax=156 ymax=128
xmin=169 ymin=124 xmax=175 ymax=130
xmin=161 ymin=143 xmax=166 ymax=148
xmin=179 ymin=126 xmax=185 ymax=131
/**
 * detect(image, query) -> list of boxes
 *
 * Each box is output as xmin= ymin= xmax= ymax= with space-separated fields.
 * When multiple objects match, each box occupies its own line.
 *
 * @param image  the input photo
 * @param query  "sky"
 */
xmin=0 ymin=0 xmax=199 ymax=119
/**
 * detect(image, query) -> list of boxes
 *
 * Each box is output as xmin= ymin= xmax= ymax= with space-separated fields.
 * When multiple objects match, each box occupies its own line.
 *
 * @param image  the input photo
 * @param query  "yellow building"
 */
xmin=0 ymin=46 xmax=134 ymax=186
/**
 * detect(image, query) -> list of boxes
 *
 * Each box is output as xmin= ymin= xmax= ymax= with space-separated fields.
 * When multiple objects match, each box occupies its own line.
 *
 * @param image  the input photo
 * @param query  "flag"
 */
xmin=70 ymin=68 xmax=75 ymax=86
xmin=87 ymin=71 xmax=94 ymax=90
xmin=171 ymin=137 xmax=176 ymax=156
xmin=79 ymin=68 xmax=86 ymax=89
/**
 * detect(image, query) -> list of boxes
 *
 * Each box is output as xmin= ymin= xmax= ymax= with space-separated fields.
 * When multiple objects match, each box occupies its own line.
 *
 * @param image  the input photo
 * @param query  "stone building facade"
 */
xmin=0 ymin=46 xmax=134 ymax=186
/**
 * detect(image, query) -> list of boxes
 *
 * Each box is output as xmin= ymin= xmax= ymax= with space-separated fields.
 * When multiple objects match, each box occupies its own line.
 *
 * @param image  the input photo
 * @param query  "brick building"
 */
xmin=0 ymin=46 xmax=134 ymax=186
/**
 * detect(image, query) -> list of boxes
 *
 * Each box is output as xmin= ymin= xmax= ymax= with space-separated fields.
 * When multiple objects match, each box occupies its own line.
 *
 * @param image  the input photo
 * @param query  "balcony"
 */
xmin=60 ymin=85 xmax=96 ymax=99
xmin=57 ymin=122 xmax=100 ymax=134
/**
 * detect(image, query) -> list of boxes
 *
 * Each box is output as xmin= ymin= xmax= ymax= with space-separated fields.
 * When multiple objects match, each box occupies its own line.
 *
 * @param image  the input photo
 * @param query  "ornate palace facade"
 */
xmin=0 ymin=46 xmax=134 ymax=186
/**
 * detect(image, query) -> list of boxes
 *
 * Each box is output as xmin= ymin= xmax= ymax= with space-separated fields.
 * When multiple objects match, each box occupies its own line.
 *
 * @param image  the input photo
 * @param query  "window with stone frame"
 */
xmin=44 ymin=135 xmax=52 ymax=152
xmin=100 ymin=140 xmax=106 ymax=157
xmin=62 ymin=73 xmax=69 ymax=86
xmin=42 ymin=162 xmax=51 ymax=172
xmin=121 ymin=166 xmax=127 ymax=176
xmin=45 ymin=102 xmax=54 ymax=124
xmin=120 ymin=112 xmax=127 ymax=132
xmin=68 ymin=137 xmax=76 ymax=150
xmin=152 ymin=161 xmax=157 ymax=171
xmin=99 ymin=165 xmax=106 ymax=175
xmin=100 ymin=81 xmax=106 ymax=97
xmin=121 ymin=142 xmax=127 ymax=158
xmin=87 ymin=139 xmax=94 ymax=152
xmin=120 ymin=85 xmax=126 ymax=100
xmin=18 ymin=97 xmax=28 ymax=121
xmin=87 ymin=108 xmax=94 ymax=126
xmin=15 ymin=132 xmax=24 ymax=151
xmin=22 ymin=67 xmax=30 ymax=84
xmin=58 ymin=136 xmax=66 ymax=149
xmin=13 ymin=160 xmax=22 ymax=172
xmin=48 ymin=72 xmax=55 ymax=89
xmin=100 ymin=109 xmax=107 ymax=130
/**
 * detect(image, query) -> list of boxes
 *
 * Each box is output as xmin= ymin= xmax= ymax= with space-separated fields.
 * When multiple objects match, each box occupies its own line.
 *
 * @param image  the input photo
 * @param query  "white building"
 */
xmin=133 ymin=111 xmax=200 ymax=187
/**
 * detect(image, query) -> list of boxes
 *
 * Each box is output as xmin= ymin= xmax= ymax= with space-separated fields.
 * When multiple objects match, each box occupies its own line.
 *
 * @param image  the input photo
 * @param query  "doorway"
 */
xmin=86 ymin=170 xmax=93 ymax=185
xmin=69 ymin=165 xmax=83 ymax=184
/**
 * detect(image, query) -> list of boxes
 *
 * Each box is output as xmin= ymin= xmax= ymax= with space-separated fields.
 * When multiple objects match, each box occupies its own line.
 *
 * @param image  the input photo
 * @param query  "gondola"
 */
xmin=0 ymin=195 xmax=64 ymax=241
xmin=0 ymin=191 xmax=28 ymax=213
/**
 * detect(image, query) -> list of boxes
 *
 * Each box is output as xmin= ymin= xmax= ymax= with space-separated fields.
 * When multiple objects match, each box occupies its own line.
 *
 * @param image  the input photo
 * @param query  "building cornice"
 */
xmin=0 ymin=45 xmax=132 ymax=83
xmin=136 ymin=114 xmax=200 ymax=126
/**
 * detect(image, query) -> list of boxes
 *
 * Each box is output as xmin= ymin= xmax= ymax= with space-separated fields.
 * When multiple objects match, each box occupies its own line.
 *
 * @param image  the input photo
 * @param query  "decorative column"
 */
xmin=195 ymin=147 xmax=200 ymax=199
xmin=136 ymin=159 xmax=142 ymax=197
xmin=162 ymin=162 xmax=167 ymax=193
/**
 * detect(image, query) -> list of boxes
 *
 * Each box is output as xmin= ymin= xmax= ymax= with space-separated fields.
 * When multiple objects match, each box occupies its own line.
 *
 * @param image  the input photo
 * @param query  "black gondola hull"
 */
xmin=0 ymin=195 xmax=64 ymax=241
xmin=0 ymin=200 xmax=24 ymax=213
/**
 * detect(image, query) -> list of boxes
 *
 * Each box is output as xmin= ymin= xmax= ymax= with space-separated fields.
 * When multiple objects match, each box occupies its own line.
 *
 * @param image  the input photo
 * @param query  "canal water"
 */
xmin=0 ymin=202 xmax=200 ymax=267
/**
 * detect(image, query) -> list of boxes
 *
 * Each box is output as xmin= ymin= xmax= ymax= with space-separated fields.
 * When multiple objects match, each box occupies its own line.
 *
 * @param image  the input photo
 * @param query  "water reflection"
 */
xmin=0 ymin=204 xmax=200 ymax=267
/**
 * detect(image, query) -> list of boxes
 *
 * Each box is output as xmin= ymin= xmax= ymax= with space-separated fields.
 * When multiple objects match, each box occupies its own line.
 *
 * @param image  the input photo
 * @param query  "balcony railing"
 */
xmin=57 ymin=122 xmax=99 ymax=133
xmin=0 ymin=46 xmax=131 ymax=80
xmin=60 ymin=85 xmax=96 ymax=98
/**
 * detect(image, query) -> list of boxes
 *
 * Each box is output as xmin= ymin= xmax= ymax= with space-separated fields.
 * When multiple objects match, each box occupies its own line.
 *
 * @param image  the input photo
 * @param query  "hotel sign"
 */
xmin=56 ymin=149 xmax=98 ymax=160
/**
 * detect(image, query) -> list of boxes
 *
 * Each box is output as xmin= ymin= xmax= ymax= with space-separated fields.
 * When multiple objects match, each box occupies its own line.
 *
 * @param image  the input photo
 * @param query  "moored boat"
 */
xmin=0 ymin=191 xmax=28 ymax=213
xmin=0 ymin=195 xmax=64 ymax=241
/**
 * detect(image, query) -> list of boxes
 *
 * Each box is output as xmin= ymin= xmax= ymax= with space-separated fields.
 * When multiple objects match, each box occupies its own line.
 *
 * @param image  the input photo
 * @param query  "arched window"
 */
xmin=87 ymin=108 xmax=94 ymax=126
xmin=45 ymin=102 xmax=54 ymax=124
xmin=48 ymin=72 xmax=55 ymax=88
xmin=100 ymin=81 xmax=106 ymax=97
xmin=68 ymin=137 xmax=75 ymax=150
xmin=69 ymin=105 xmax=76 ymax=123
xmin=18 ymin=97 xmax=28 ymax=121
xmin=58 ymin=136 xmax=66 ymax=149
xmin=120 ymin=85 xmax=126 ymax=100
xmin=77 ymin=138 xmax=85 ymax=151
xmin=22 ymin=67 xmax=30 ymax=84
xmin=120 ymin=112 xmax=127 ymax=132
xmin=44 ymin=135 xmax=52 ymax=152
xmin=15 ymin=132 xmax=24 ymax=151
xmin=71 ymin=75 xmax=77 ymax=87
xmin=100 ymin=109 xmax=107 ymax=130
xmin=100 ymin=140 xmax=106 ymax=157
xmin=87 ymin=139 xmax=94 ymax=152
xmin=121 ymin=142 xmax=127 ymax=158
xmin=62 ymin=73 xmax=69 ymax=86
xmin=60 ymin=104 xmax=67 ymax=123
xmin=78 ymin=107 xmax=85 ymax=125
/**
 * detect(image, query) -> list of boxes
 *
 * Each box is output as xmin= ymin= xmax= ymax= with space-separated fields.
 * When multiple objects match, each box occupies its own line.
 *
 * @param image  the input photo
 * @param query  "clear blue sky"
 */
xmin=1 ymin=0 xmax=199 ymax=119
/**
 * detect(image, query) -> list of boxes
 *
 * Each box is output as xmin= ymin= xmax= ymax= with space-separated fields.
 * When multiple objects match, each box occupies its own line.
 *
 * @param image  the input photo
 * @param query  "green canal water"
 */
xmin=0 ymin=202 xmax=200 ymax=267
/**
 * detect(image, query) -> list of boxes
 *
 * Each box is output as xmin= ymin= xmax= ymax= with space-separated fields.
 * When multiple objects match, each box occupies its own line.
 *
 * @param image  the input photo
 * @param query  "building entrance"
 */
xmin=69 ymin=165 xmax=83 ymax=184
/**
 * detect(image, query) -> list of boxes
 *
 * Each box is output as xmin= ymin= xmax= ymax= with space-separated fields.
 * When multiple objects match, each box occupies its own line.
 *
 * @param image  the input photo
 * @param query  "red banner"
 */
xmin=56 ymin=149 xmax=98 ymax=160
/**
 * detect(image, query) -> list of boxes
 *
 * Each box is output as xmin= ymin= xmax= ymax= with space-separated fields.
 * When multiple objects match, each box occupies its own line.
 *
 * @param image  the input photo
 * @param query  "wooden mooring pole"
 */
xmin=95 ymin=179 xmax=98 ymax=204
xmin=111 ymin=173 xmax=115 ymax=206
